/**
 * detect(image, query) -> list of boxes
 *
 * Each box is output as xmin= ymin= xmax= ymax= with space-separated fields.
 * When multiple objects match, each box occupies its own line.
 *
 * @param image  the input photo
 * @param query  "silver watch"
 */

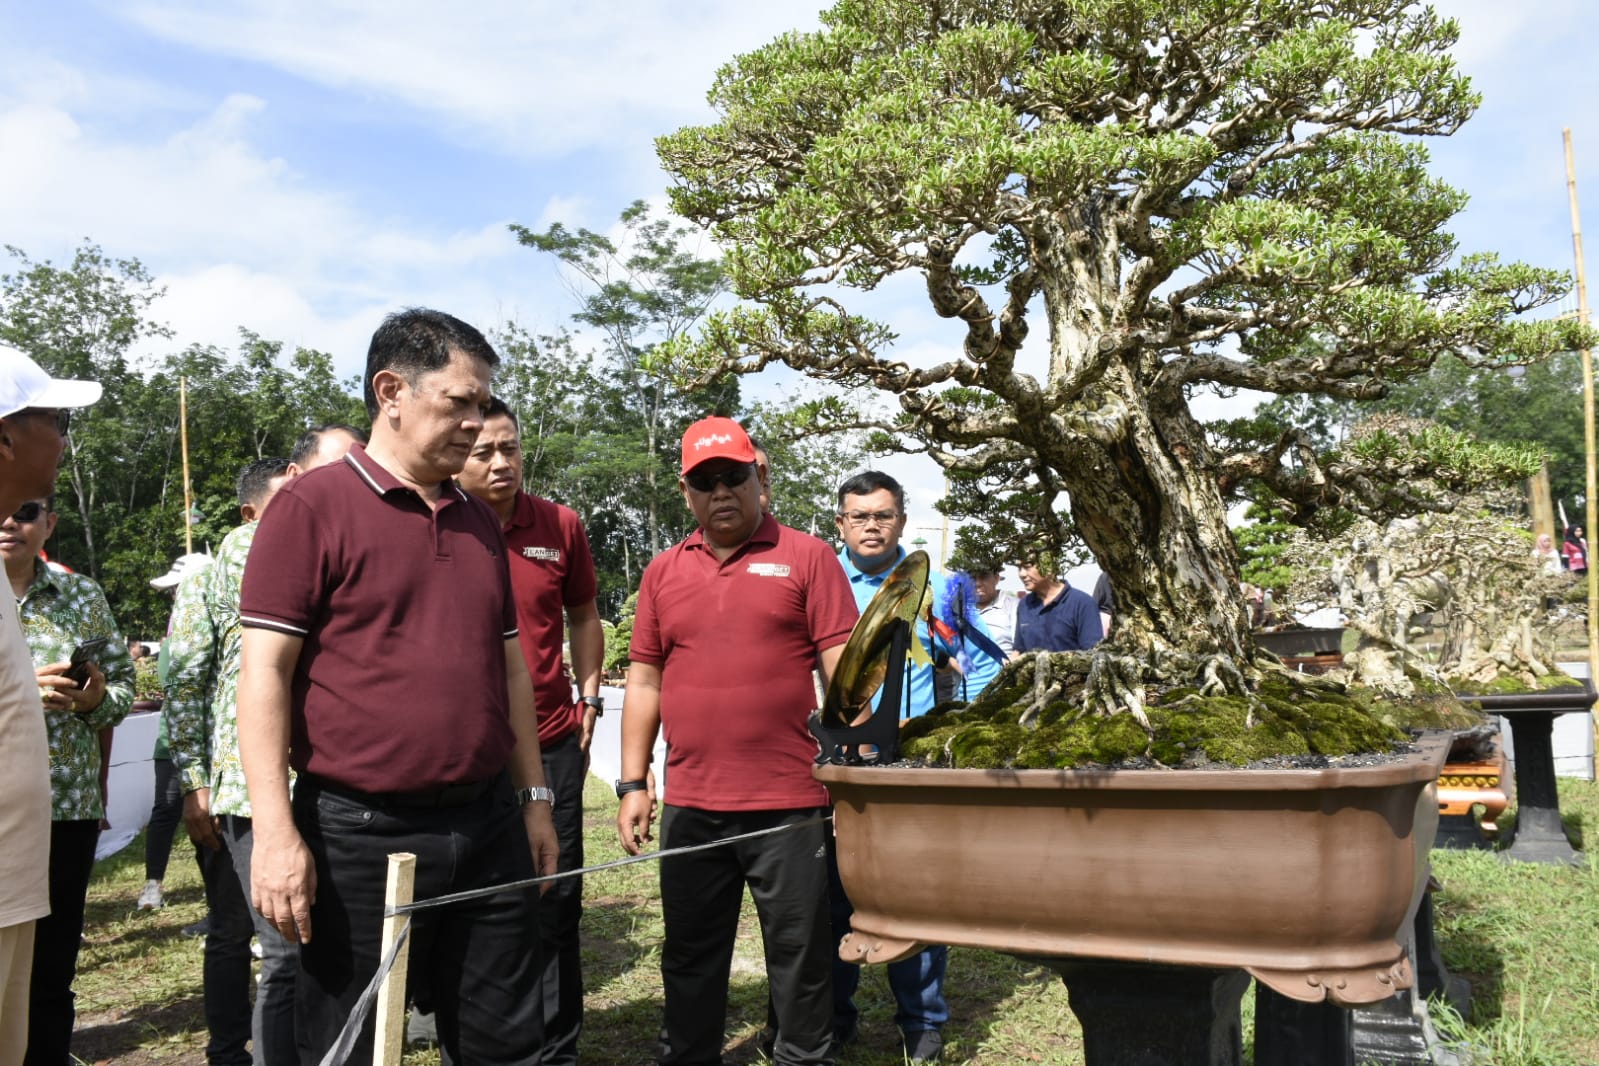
xmin=516 ymin=786 xmax=555 ymax=808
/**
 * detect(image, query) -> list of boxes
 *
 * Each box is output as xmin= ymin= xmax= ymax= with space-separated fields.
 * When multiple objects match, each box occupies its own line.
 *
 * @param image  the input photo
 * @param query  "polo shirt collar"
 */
xmin=505 ymin=489 xmax=538 ymax=531
xmin=341 ymin=444 xmax=469 ymax=505
xmin=1025 ymin=578 xmax=1073 ymax=610
xmin=840 ymin=544 xmax=906 ymax=585
xmin=686 ymin=512 xmax=781 ymax=555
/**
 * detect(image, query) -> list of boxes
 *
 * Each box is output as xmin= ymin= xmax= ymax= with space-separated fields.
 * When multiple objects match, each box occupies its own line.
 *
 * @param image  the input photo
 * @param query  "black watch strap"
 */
xmin=615 ymin=778 xmax=648 ymax=798
xmin=580 ymin=695 xmax=604 ymax=715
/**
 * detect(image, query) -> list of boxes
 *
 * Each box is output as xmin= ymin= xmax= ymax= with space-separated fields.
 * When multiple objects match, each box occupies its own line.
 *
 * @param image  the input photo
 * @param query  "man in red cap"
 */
xmin=618 ymin=415 xmax=858 ymax=1066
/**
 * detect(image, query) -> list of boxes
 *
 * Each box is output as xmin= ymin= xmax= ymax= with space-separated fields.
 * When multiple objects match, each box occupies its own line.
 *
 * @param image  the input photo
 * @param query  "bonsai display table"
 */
xmin=1464 ymin=688 xmax=1592 ymax=866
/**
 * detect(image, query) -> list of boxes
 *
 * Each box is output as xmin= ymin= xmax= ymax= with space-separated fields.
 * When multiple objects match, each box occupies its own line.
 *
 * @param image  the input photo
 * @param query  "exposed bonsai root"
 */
xmin=1014 ymin=649 xmax=1094 ymax=727
xmin=1082 ymin=651 xmax=1151 ymax=728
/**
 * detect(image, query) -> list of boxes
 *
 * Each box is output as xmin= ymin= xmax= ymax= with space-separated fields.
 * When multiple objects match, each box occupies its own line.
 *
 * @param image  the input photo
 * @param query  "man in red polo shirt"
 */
xmin=617 ymin=416 xmax=858 ymax=1066
xmin=237 ymin=309 xmax=559 ymax=1066
xmin=457 ymin=396 xmax=602 ymax=1066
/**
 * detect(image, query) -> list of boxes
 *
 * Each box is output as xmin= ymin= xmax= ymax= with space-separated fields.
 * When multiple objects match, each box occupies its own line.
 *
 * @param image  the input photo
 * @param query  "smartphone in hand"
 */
xmin=65 ymin=637 xmax=111 ymax=689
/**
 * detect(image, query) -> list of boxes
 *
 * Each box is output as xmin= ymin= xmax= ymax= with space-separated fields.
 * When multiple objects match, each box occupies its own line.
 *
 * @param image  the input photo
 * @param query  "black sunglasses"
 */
xmin=9 ymin=502 xmax=46 ymax=524
xmin=15 ymin=408 xmax=71 ymax=436
xmin=684 ymin=463 xmax=755 ymax=493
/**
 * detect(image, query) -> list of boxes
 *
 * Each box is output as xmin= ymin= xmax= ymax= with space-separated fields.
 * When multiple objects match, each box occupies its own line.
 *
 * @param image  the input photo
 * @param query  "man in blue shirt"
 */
xmin=1014 ymin=556 xmax=1104 ymax=652
xmin=830 ymin=471 xmax=999 ymax=1062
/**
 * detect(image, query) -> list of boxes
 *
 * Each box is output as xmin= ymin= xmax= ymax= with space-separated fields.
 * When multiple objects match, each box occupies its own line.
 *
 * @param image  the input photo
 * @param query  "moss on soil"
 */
xmin=900 ymin=673 xmax=1431 ymax=769
xmin=1463 ymin=671 xmax=1583 ymax=695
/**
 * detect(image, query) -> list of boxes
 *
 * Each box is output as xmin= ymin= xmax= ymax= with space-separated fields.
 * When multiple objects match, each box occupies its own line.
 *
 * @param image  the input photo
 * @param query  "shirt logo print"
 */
xmin=523 ymin=547 xmax=561 ymax=562
xmin=747 ymin=563 xmax=791 ymax=578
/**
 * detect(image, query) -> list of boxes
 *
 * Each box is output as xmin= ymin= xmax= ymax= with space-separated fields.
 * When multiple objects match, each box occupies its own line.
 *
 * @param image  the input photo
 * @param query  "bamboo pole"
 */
xmin=179 ymin=376 xmax=194 ymax=555
xmin=1563 ymin=130 xmax=1599 ymax=766
xmin=373 ymin=852 xmax=416 ymax=1066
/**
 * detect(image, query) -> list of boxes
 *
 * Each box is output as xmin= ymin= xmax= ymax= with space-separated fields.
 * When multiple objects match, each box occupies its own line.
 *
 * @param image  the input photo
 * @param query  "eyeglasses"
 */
xmin=9 ymin=502 xmax=46 ymax=524
xmin=15 ymin=408 xmax=70 ymax=436
xmin=684 ymin=464 xmax=755 ymax=493
xmin=838 ymin=510 xmax=900 ymax=527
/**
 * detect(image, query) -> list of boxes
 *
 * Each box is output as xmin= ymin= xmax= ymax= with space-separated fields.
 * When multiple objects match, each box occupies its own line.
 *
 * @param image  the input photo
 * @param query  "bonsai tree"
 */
xmin=657 ymin=0 xmax=1588 ymax=722
xmin=1286 ymin=488 xmax=1573 ymax=694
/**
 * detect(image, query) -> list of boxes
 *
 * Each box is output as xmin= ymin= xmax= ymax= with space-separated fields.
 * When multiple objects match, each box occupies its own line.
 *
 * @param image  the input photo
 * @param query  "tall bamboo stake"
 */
xmin=1562 ymin=130 xmax=1599 ymax=762
xmin=179 ymin=375 xmax=194 ymax=555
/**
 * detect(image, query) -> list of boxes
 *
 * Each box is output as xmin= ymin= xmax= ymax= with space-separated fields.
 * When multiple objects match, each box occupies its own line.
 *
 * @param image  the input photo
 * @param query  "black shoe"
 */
xmin=904 ymin=1028 xmax=943 ymax=1063
xmin=833 ymin=1019 xmax=858 ymax=1047
xmin=755 ymin=1026 xmax=776 ymax=1058
xmin=180 ymin=916 xmax=210 ymax=938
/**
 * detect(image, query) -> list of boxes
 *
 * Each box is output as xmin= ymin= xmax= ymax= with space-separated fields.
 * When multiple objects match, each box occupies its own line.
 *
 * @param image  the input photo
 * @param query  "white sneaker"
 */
xmin=137 ymin=880 xmax=164 ymax=910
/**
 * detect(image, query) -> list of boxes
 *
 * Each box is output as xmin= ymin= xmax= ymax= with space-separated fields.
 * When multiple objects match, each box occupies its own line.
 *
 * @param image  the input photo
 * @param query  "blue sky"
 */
xmin=3 ymin=1 xmax=1598 ymax=564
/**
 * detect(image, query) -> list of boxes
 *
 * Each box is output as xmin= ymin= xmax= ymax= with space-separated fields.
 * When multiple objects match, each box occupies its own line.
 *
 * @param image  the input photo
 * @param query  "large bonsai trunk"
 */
xmin=1060 ymin=389 xmax=1253 ymax=665
xmin=1019 ymin=215 xmax=1254 ymax=674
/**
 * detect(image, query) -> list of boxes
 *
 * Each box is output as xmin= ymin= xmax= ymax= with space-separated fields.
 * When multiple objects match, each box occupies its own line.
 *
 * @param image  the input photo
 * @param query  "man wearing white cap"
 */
xmin=0 ymin=345 xmax=100 ymax=1063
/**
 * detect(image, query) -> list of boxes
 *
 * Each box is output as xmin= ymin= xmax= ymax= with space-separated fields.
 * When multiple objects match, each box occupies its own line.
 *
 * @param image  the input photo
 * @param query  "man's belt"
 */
xmin=300 ymin=772 xmax=500 ymax=809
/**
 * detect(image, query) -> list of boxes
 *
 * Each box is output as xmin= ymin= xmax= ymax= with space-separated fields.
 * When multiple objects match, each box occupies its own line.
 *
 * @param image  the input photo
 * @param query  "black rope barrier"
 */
xmin=387 ymin=812 xmax=831 ymax=916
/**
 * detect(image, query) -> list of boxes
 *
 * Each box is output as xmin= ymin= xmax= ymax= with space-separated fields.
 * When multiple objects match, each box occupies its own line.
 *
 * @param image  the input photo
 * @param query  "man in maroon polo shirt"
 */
xmin=457 ymin=396 xmax=602 ymax=1066
xmin=617 ymin=415 xmax=858 ymax=1066
xmin=237 ymin=309 xmax=559 ymax=1066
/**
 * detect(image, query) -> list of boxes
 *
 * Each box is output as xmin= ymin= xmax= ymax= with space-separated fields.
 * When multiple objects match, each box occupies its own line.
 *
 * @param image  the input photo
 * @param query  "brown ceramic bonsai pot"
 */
xmin=817 ymin=732 xmax=1448 ymax=1007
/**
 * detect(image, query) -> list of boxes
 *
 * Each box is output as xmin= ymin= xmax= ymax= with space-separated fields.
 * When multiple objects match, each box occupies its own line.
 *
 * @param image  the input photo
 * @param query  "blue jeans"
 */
xmin=828 ymin=836 xmax=948 ymax=1034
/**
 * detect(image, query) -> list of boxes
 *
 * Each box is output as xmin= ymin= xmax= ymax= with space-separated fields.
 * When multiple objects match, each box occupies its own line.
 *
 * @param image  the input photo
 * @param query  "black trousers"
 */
xmin=25 ymin=820 xmax=99 ymax=1066
xmin=537 ymin=733 xmax=586 ymax=1066
xmin=292 ymin=774 xmax=543 ymax=1066
xmin=146 ymin=756 xmax=201 ymax=883
xmin=657 ymin=805 xmax=833 ymax=1066
xmin=198 ymin=835 xmax=255 ymax=1065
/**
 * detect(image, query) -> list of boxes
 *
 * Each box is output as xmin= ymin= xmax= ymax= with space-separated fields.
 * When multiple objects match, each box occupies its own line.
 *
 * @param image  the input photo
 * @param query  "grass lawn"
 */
xmin=70 ymin=774 xmax=1598 ymax=1065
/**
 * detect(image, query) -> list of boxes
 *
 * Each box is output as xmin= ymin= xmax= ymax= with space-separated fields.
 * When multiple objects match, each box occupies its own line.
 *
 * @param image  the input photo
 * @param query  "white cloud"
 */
xmin=118 ymin=0 xmax=829 ymax=159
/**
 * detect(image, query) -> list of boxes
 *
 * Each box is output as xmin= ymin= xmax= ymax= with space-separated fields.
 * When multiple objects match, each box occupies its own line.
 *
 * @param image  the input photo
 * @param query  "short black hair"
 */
xmin=484 ymin=396 xmax=518 ymax=427
xmin=837 ymin=470 xmax=906 ymax=513
xmin=289 ymin=423 xmax=368 ymax=467
xmin=363 ymin=308 xmax=499 ymax=419
xmin=237 ymin=457 xmax=291 ymax=508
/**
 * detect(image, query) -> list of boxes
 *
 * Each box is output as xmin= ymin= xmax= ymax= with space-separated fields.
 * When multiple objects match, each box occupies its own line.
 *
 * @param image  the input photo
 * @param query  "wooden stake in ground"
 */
xmin=373 ymin=852 xmax=416 ymax=1066
xmin=1564 ymin=128 xmax=1599 ymax=766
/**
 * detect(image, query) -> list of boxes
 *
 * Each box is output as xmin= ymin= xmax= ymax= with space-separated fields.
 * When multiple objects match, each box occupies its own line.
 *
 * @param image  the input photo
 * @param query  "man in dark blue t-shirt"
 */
xmin=1013 ymin=557 xmax=1104 ymax=652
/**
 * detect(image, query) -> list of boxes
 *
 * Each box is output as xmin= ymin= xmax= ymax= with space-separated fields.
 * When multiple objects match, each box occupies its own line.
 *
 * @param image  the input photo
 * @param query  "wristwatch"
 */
xmin=615 ymin=778 xmax=648 ymax=798
xmin=515 ymin=786 xmax=556 ymax=808
xmin=580 ymin=695 xmax=604 ymax=716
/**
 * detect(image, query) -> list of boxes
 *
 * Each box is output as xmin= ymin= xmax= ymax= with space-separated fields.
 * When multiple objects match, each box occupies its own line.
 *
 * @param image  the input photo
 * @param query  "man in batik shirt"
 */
xmin=2 ymin=495 xmax=133 ymax=1065
xmin=166 ymin=456 xmax=306 ymax=1065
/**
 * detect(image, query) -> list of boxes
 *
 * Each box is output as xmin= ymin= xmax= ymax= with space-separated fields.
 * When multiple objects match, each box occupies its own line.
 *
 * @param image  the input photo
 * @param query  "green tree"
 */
xmin=1 ymin=243 xmax=367 ymax=635
xmin=1 ymin=242 xmax=171 ymax=576
xmin=656 ymin=0 xmax=1588 ymax=708
xmin=506 ymin=203 xmax=866 ymax=611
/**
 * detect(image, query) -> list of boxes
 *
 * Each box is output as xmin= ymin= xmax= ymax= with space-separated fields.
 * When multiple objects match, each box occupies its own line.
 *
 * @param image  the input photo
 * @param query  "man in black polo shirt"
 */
xmin=237 ymin=309 xmax=559 ymax=1065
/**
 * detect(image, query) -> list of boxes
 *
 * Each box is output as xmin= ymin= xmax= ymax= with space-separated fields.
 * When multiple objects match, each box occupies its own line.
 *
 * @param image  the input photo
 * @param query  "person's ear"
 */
xmin=0 ymin=417 xmax=16 ymax=463
xmin=240 ymin=502 xmax=259 ymax=523
xmin=371 ymin=369 xmax=407 ymax=418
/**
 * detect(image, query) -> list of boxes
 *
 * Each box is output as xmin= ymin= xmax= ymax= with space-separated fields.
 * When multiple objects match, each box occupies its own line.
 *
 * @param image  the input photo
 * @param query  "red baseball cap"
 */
xmin=680 ymin=416 xmax=755 ymax=475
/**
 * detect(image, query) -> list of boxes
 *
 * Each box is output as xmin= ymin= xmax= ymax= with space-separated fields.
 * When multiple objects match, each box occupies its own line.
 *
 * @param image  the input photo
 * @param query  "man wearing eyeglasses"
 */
xmin=617 ymin=415 xmax=858 ymax=1066
xmin=828 ymin=470 xmax=999 ymax=1063
xmin=0 ymin=346 xmax=101 ymax=1064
